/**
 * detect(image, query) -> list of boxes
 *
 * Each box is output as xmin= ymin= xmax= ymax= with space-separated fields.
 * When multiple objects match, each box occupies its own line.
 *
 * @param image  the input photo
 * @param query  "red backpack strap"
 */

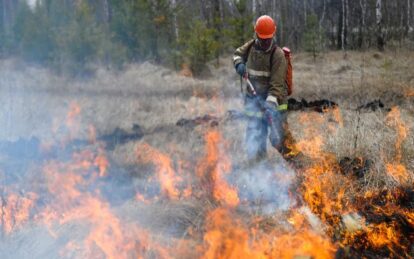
xmin=282 ymin=47 xmax=293 ymax=96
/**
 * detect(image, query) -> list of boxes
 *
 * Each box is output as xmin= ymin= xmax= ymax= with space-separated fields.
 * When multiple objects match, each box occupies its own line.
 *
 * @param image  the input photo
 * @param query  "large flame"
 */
xmin=200 ymin=208 xmax=336 ymax=259
xmin=0 ymin=191 xmax=37 ymax=234
xmin=196 ymin=130 xmax=239 ymax=207
xmin=1 ymin=98 xmax=412 ymax=258
xmin=136 ymin=143 xmax=183 ymax=200
xmin=384 ymin=107 xmax=411 ymax=184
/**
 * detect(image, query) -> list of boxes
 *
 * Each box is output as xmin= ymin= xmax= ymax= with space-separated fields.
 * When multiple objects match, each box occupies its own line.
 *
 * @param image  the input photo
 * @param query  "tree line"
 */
xmin=0 ymin=0 xmax=413 ymax=76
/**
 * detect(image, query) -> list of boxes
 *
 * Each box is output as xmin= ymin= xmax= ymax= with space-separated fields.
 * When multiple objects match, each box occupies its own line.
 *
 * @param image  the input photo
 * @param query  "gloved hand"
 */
xmin=235 ymin=63 xmax=246 ymax=77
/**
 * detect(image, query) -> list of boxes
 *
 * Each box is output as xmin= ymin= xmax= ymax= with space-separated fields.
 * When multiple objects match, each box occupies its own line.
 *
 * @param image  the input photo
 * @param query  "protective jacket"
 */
xmin=233 ymin=39 xmax=288 ymax=105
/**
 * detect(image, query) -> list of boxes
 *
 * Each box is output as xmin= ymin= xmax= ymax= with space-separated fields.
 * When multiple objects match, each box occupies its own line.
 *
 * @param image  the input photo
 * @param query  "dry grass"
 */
xmin=1 ymin=50 xmax=413 ymax=181
xmin=0 ymin=50 xmax=413 ymax=257
xmin=290 ymin=50 xmax=414 ymax=189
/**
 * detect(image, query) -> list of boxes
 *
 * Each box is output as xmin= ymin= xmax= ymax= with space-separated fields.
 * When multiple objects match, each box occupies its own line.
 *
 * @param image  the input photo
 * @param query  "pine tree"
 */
xmin=302 ymin=13 xmax=319 ymax=60
xmin=182 ymin=21 xmax=219 ymax=76
xmin=225 ymin=0 xmax=254 ymax=50
xmin=13 ymin=2 xmax=55 ymax=63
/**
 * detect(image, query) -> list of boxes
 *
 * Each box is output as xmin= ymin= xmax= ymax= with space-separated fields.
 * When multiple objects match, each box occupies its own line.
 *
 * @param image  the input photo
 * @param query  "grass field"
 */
xmin=0 ymin=50 xmax=413 ymax=258
xmin=1 ymin=50 xmax=413 ymax=175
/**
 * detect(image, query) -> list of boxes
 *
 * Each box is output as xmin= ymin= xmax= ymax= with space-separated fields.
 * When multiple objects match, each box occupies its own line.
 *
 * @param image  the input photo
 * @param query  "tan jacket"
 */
xmin=233 ymin=39 xmax=288 ymax=104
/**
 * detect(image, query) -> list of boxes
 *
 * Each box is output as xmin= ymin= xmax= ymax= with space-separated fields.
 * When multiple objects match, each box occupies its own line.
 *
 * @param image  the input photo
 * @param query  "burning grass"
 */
xmin=0 ymin=50 xmax=413 ymax=258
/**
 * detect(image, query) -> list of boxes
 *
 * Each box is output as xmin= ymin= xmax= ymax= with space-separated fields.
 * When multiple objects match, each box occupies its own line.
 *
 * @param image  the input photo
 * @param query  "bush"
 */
xmin=223 ymin=0 xmax=254 ymax=50
xmin=182 ymin=21 xmax=219 ymax=76
xmin=13 ymin=3 xmax=56 ymax=63
xmin=97 ymin=35 xmax=128 ymax=69
xmin=302 ymin=14 xmax=320 ymax=59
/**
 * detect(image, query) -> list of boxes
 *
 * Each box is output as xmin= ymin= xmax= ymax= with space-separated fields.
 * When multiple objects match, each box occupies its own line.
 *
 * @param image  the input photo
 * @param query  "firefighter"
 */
xmin=233 ymin=15 xmax=292 ymax=161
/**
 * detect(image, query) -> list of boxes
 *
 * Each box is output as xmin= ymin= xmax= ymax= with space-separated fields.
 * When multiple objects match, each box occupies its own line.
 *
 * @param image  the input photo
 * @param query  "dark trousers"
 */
xmin=245 ymin=95 xmax=289 ymax=161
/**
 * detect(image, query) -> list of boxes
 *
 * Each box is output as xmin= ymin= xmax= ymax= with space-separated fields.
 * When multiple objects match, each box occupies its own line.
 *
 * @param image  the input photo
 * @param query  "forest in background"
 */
xmin=1 ymin=0 xmax=413 ymax=76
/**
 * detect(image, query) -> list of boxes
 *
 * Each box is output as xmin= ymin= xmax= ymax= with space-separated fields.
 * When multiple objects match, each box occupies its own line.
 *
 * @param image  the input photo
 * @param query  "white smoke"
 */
xmin=231 ymin=159 xmax=295 ymax=215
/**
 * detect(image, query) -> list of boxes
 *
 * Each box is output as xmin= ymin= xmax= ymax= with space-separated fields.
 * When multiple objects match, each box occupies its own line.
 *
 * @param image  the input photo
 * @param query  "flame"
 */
xmin=196 ymin=125 xmax=338 ymax=258
xmin=331 ymin=107 xmax=344 ymax=127
xmin=66 ymin=102 xmax=81 ymax=125
xmin=179 ymin=63 xmax=193 ymax=78
xmin=94 ymin=149 xmax=109 ymax=177
xmin=136 ymin=193 xmax=151 ymax=204
xmin=136 ymin=143 xmax=182 ymax=200
xmin=295 ymin=135 xmax=324 ymax=159
xmin=385 ymin=163 xmax=410 ymax=184
xmin=290 ymin=111 xmax=355 ymax=244
xmin=200 ymin=208 xmax=265 ymax=259
xmin=405 ymin=88 xmax=414 ymax=97
xmin=88 ymin=124 xmax=97 ymax=143
xmin=385 ymin=107 xmax=408 ymax=162
xmin=340 ymin=187 xmax=414 ymax=256
xmin=289 ymin=109 xmax=413 ymax=257
xmin=196 ymin=130 xmax=239 ymax=207
xmin=66 ymin=101 xmax=82 ymax=139
xmin=1 ymin=191 xmax=37 ymax=234
xmin=200 ymin=208 xmax=336 ymax=259
xmin=36 ymin=147 xmax=170 ymax=259
xmin=365 ymin=222 xmax=400 ymax=249
xmin=269 ymin=231 xmax=336 ymax=259
xmin=292 ymin=113 xmax=326 ymax=158
xmin=2 ymin=92 xmax=413 ymax=258
xmin=384 ymin=107 xmax=411 ymax=184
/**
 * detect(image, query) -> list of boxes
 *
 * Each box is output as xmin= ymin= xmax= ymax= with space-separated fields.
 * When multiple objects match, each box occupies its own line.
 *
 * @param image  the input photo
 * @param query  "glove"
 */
xmin=235 ymin=63 xmax=246 ymax=77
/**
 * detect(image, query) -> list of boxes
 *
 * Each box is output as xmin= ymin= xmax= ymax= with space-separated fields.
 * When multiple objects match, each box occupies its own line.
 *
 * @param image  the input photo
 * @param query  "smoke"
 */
xmin=5 ymin=52 xmax=382 ymax=258
xmin=0 ymin=59 xmax=241 ymax=258
xmin=231 ymin=160 xmax=295 ymax=214
xmin=1 ymin=31 xmax=414 ymax=256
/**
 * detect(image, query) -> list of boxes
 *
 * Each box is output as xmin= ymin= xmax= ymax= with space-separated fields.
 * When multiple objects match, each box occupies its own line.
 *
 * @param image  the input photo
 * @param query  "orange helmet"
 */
xmin=255 ymin=15 xmax=276 ymax=39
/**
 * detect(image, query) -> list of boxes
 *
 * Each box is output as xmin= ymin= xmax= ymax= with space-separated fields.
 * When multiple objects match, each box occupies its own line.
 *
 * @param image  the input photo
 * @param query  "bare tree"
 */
xmin=341 ymin=0 xmax=345 ymax=51
xmin=252 ymin=0 xmax=257 ymax=22
xmin=171 ymin=0 xmax=179 ymax=40
xmin=2 ymin=0 xmax=18 ymax=35
xmin=345 ymin=0 xmax=349 ymax=38
xmin=200 ymin=0 xmax=209 ymax=24
xmin=408 ymin=0 xmax=413 ymax=33
xmin=270 ymin=0 xmax=275 ymax=20
xmin=359 ymin=0 xmax=367 ymax=48
xmin=376 ymin=0 xmax=384 ymax=51
xmin=213 ymin=0 xmax=222 ymax=63
xmin=102 ymin=0 xmax=111 ymax=23
xmin=304 ymin=0 xmax=307 ymax=26
xmin=319 ymin=0 xmax=326 ymax=49
xmin=1 ymin=0 xmax=6 ymax=33
xmin=221 ymin=0 xmax=241 ymax=17
xmin=219 ymin=0 xmax=224 ymax=24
